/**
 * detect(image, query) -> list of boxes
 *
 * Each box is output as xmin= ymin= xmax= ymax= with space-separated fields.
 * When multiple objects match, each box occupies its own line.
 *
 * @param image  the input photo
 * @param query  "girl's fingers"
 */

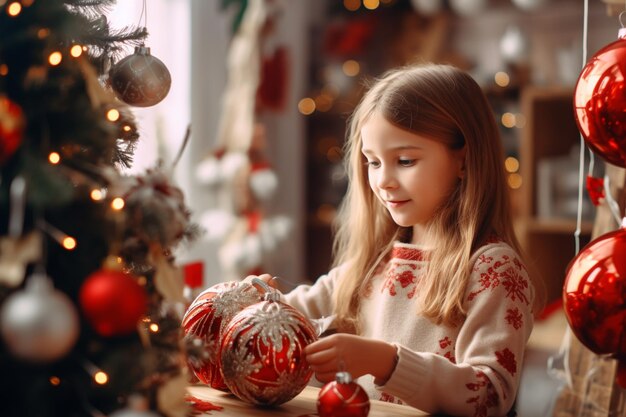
xmin=314 ymin=371 xmax=337 ymax=383
xmin=305 ymin=334 xmax=338 ymax=354
xmin=304 ymin=345 xmax=337 ymax=366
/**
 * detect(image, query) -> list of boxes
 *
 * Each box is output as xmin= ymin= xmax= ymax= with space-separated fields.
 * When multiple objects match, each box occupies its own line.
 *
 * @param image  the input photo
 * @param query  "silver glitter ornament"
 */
xmin=0 ymin=273 xmax=80 ymax=362
xmin=109 ymin=45 xmax=171 ymax=107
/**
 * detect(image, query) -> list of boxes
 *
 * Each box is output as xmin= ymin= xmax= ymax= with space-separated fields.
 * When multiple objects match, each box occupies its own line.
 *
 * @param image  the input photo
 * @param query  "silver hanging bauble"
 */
xmin=0 ymin=273 xmax=80 ymax=362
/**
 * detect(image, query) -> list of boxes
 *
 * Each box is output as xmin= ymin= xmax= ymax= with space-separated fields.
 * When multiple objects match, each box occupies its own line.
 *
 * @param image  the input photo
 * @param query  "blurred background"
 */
xmin=108 ymin=0 xmax=616 ymax=302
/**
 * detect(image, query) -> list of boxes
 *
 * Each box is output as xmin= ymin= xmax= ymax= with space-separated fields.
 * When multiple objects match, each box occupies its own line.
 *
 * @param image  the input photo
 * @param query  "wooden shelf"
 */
xmin=516 ymin=86 xmax=594 ymax=303
xmin=525 ymin=218 xmax=593 ymax=235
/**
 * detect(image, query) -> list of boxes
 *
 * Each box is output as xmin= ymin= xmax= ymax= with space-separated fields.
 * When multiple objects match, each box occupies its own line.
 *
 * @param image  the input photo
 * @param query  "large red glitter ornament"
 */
xmin=317 ymin=371 xmax=370 ymax=417
xmin=220 ymin=287 xmax=317 ymax=405
xmin=79 ymin=258 xmax=148 ymax=337
xmin=181 ymin=281 xmax=262 ymax=390
xmin=574 ymin=29 xmax=626 ymax=168
xmin=0 ymin=95 xmax=24 ymax=164
xmin=563 ymin=224 xmax=626 ymax=387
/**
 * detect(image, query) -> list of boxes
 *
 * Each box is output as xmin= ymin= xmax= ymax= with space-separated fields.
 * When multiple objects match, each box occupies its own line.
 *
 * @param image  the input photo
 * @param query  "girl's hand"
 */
xmin=242 ymin=273 xmax=279 ymax=290
xmin=304 ymin=333 xmax=397 ymax=383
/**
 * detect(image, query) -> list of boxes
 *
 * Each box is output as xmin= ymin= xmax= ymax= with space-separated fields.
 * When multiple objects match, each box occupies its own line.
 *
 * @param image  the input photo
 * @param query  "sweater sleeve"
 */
xmin=376 ymin=244 xmax=535 ymax=417
xmin=281 ymin=265 xmax=342 ymax=321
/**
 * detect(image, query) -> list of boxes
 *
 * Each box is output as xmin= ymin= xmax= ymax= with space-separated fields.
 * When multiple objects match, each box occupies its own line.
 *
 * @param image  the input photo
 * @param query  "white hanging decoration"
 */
xmin=500 ymin=26 xmax=529 ymax=64
xmin=449 ymin=0 xmax=487 ymax=16
xmin=249 ymin=167 xmax=278 ymax=202
xmin=410 ymin=0 xmax=443 ymax=16
xmin=511 ymin=0 xmax=549 ymax=11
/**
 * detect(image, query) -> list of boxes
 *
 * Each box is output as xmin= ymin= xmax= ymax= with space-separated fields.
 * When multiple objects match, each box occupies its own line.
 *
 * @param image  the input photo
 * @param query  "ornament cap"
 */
xmin=134 ymin=45 xmax=151 ymax=56
xmin=335 ymin=371 xmax=353 ymax=384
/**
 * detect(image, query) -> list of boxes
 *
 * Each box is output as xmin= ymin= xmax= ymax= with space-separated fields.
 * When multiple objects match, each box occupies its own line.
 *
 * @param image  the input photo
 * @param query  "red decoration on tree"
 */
xmin=181 ymin=281 xmax=262 ymax=390
xmin=586 ymin=175 xmax=605 ymax=206
xmin=317 ymin=371 xmax=370 ymax=417
xmin=220 ymin=288 xmax=317 ymax=405
xmin=0 ymin=95 xmax=24 ymax=164
xmin=563 ymin=225 xmax=626 ymax=387
xmin=574 ymin=29 xmax=626 ymax=168
xmin=79 ymin=258 xmax=148 ymax=337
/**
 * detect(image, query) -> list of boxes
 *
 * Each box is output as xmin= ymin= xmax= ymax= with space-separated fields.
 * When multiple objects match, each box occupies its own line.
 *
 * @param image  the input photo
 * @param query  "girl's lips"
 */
xmin=387 ymin=200 xmax=409 ymax=208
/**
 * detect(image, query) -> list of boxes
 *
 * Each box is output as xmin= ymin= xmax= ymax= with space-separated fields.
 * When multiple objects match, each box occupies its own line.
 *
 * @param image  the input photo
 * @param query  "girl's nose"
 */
xmin=376 ymin=166 xmax=397 ymax=189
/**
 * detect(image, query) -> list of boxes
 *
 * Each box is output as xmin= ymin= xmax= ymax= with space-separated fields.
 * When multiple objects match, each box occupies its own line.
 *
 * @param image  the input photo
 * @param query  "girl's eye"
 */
xmin=398 ymin=158 xmax=416 ymax=167
xmin=365 ymin=160 xmax=380 ymax=168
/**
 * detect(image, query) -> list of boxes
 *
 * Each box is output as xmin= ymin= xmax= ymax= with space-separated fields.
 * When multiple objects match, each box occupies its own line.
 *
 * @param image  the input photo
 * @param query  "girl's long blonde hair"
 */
xmin=332 ymin=64 xmax=544 ymax=332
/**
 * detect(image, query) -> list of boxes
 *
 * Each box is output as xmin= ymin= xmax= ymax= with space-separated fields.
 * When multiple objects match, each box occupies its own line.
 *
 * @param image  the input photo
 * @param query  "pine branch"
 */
xmin=64 ymin=0 xmax=117 ymax=19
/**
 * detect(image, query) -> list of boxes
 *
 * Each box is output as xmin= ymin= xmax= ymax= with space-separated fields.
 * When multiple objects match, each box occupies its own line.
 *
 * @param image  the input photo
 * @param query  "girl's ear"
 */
xmin=455 ymin=145 xmax=467 ymax=179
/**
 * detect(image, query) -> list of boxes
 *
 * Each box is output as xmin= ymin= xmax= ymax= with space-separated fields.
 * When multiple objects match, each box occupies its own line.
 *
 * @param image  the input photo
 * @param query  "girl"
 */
xmin=249 ymin=63 xmax=543 ymax=416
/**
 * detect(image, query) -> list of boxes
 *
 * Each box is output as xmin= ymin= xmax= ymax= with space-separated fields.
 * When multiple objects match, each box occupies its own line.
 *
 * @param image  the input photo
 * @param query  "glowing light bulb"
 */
xmin=90 ymin=189 xmax=103 ymax=201
xmin=363 ymin=0 xmax=380 ymax=9
xmin=62 ymin=237 xmax=77 ymax=250
xmin=298 ymin=98 xmax=316 ymax=115
xmin=494 ymin=71 xmax=510 ymax=87
xmin=344 ymin=0 xmax=360 ymax=11
xmin=501 ymin=112 xmax=516 ymax=128
xmin=94 ymin=371 xmax=108 ymax=385
xmin=123 ymin=125 xmax=132 ymax=132
xmin=0 ymin=64 xmax=8 ymax=76
xmin=7 ymin=2 xmax=22 ymax=16
xmin=106 ymin=109 xmax=120 ymax=122
xmin=48 ymin=51 xmax=62 ymax=66
xmin=49 ymin=376 xmax=61 ymax=386
xmin=508 ymin=173 xmax=523 ymax=189
xmin=149 ymin=323 xmax=159 ymax=333
xmin=505 ymin=156 xmax=519 ymax=173
xmin=70 ymin=45 xmax=83 ymax=58
xmin=37 ymin=28 xmax=50 ymax=39
xmin=111 ymin=197 xmax=125 ymax=210
xmin=48 ymin=152 xmax=61 ymax=164
xmin=342 ymin=60 xmax=360 ymax=77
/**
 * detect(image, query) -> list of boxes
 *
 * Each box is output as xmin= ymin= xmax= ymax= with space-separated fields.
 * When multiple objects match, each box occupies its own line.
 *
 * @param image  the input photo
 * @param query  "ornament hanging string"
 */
xmin=574 ymin=0 xmax=590 ymax=255
xmin=547 ymin=0 xmax=593 ymax=409
xmin=138 ymin=0 xmax=148 ymax=32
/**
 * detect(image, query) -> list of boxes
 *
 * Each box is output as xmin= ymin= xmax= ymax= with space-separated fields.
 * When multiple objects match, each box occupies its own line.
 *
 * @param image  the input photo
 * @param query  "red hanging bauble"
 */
xmin=317 ymin=371 xmax=370 ymax=417
xmin=563 ymin=224 xmax=626 ymax=387
xmin=79 ymin=258 xmax=148 ymax=337
xmin=0 ymin=95 xmax=25 ymax=164
xmin=181 ymin=281 xmax=262 ymax=390
xmin=109 ymin=45 xmax=171 ymax=107
xmin=574 ymin=29 xmax=626 ymax=168
xmin=219 ymin=290 xmax=317 ymax=406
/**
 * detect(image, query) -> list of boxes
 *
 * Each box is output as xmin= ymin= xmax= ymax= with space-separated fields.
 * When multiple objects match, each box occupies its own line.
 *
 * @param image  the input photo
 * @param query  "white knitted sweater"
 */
xmin=283 ymin=240 xmax=535 ymax=417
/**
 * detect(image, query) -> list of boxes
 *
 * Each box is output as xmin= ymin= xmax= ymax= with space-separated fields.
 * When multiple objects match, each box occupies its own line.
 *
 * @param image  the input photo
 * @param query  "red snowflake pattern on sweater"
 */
xmin=505 ymin=307 xmax=523 ymax=330
xmin=382 ymin=263 xmax=418 ymax=297
xmin=437 ymin=336 xmax=456 ymax=363
xmin=466 ymin=371 xmax=499 ymax=417
xmin=495 ymin=348 xmax=517 ymax=376
xmin=468 ymin=253 xmax=529 ymax=305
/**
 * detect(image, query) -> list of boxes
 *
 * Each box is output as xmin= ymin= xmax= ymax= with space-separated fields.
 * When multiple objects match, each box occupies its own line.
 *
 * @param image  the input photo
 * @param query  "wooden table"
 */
xmin=187 ymin=385 xmax=429 ymax=416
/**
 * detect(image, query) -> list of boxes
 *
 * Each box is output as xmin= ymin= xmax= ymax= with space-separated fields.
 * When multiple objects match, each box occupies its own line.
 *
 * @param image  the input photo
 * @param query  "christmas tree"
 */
xmin=0 ymin=1 xmax=196 ymax=416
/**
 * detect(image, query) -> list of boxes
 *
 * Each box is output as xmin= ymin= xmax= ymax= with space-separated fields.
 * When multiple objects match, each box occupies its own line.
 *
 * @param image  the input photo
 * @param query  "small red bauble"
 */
xmin=181 ymin=281 xmax=262 ymax=390
xmin=79 ymin=262 xmax=147 ymax=337
xmin=317 ymin=371 xmax=370 ymax=417
xmin=220 ymin=292 xmax=317 ymax=406
xmin=563 ymin=225 xmax=626 ymax=386
xmin=0 ymin=95 xmax=24 ymax=164
xmin=574 ymin=29 xmax=626 ymax=168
